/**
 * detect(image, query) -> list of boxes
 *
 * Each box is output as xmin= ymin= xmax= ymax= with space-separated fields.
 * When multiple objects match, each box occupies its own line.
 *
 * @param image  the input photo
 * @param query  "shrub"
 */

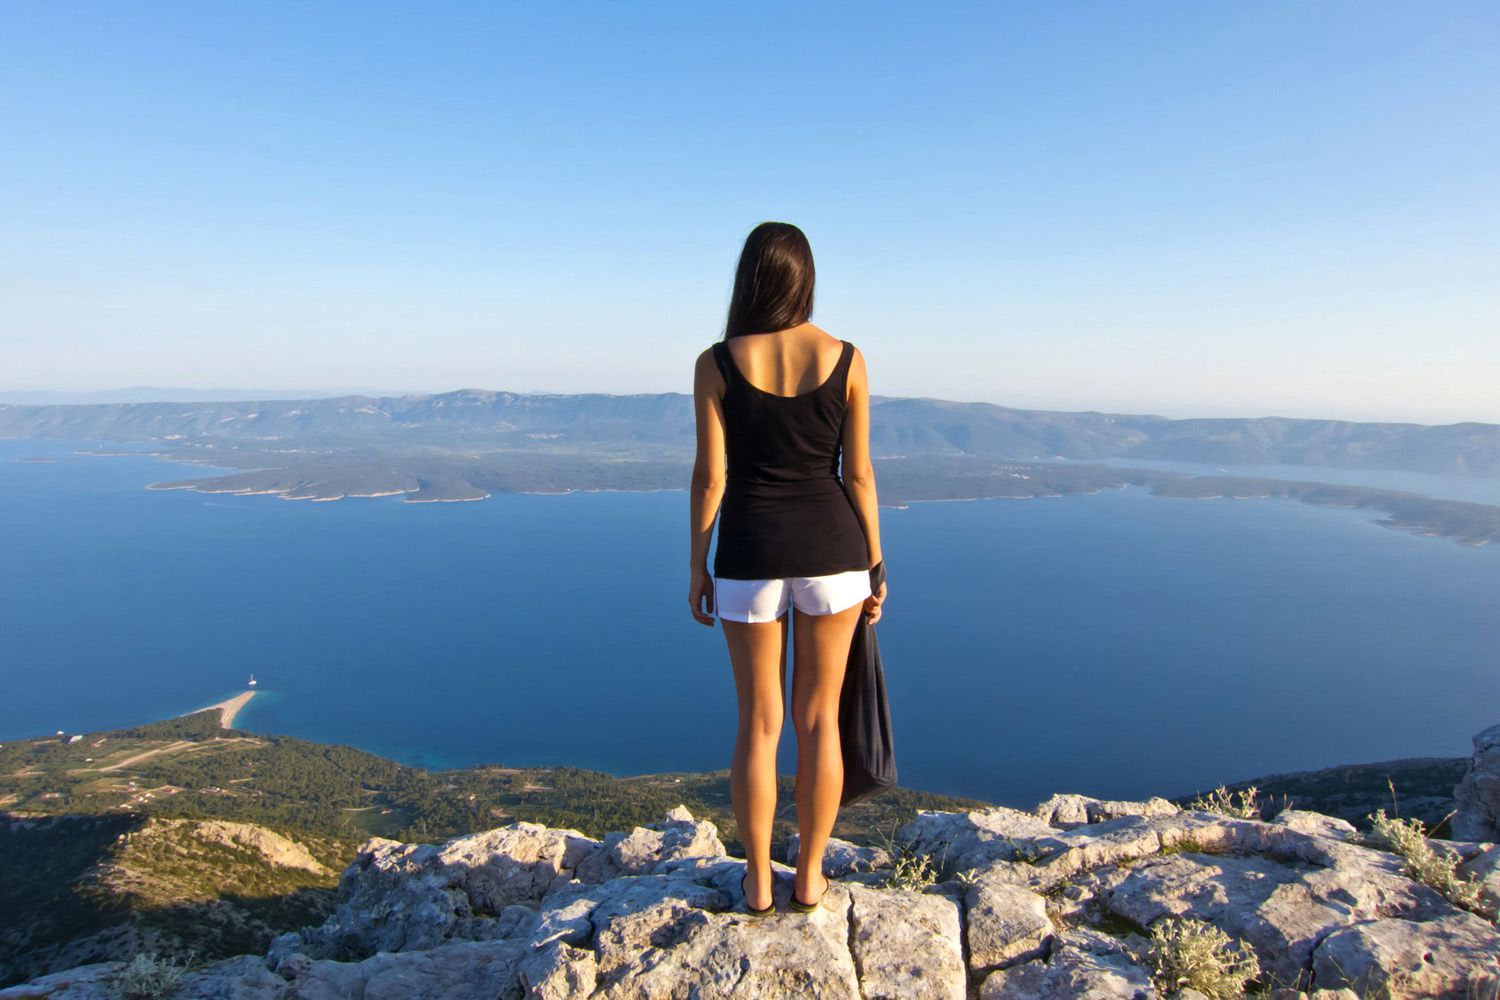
xmin=1366 ymin=808 xmax=1491 ymax=918
xmin=872 ymin=826 xmax=941 ymax=891
xmin=113 ymin=951 xmax=195 ymax=999
xmin=1146 ymin=916 xmax=1261 ymax=999
xmin=1188 ymin=784 xmax=1261 ymax=819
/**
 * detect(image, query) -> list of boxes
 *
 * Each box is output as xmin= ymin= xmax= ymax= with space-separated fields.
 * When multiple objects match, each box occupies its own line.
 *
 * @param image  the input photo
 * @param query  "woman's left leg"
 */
xmin=721 ymin=614 xmax=789 ymax=911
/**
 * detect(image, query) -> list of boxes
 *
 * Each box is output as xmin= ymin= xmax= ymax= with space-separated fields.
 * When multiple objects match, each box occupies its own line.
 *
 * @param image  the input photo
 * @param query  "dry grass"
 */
xmin=1365 ymin=808 xmax=1492 ymax=919
xmin=1188 ymin=784 xmax=1262 ymax=820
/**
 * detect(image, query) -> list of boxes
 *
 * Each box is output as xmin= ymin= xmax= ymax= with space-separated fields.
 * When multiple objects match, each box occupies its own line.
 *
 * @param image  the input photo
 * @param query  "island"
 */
xmin=2 ymin=389 xmax=1498 ymax=545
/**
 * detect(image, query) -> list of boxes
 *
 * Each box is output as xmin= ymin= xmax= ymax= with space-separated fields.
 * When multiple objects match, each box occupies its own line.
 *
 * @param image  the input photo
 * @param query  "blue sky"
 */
xmin=2 ymin=1 xmax=1496 ymax=422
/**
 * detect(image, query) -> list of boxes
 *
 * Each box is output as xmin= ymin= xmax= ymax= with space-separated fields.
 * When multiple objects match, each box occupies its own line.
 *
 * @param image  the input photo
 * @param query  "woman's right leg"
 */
xmin=789 ymin=599 xmax=863 ymax=905
xmin=722 ymin=613 xmax=789 ymax=911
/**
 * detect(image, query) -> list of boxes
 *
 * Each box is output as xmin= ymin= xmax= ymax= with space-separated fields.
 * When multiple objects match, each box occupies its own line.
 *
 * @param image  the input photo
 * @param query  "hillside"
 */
xmin=2 ymin=711 xmax=1492 ymax=992
xmin=5 ymin=390 xmax=1500 ymax=477
xmin=0 ymin=711 xmax=984 ymax=987
xmin=3 ymin=796 xmax=1497 ymax=998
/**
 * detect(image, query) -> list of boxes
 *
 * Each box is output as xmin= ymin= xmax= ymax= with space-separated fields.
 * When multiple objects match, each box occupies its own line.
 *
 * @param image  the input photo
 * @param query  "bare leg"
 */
xmin=722 ymin=613 xmax=788 ymax=911
xmin=790 ymin=601 xmax=862 ymax=903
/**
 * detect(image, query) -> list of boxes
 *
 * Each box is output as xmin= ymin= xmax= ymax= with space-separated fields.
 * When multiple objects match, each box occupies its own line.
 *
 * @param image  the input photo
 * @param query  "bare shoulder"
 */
xmin=845 ymin=341 xmax=867 ymax=377
xmin=695 ymin=345 xmax=723 ymax=391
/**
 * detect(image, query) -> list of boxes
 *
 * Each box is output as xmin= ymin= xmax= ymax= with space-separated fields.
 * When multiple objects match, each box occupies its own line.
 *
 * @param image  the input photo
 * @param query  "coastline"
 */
xmin=189 ymin=690 xmax=257 ymax=729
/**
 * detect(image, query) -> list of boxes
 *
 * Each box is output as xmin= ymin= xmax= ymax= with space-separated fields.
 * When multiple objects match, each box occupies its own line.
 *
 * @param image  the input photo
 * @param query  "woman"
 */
xmin=688 ymin=221 xmax=887 ymax=916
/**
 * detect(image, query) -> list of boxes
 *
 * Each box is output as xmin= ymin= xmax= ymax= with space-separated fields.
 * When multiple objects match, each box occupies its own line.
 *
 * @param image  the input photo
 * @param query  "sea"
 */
xmin=3 ymin=438 xmax=1498 ymax=808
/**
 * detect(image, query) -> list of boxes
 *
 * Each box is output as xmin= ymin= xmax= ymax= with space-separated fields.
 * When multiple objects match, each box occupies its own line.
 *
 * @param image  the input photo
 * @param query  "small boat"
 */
xmin=248 ymin=674 xmax=257 ymax=687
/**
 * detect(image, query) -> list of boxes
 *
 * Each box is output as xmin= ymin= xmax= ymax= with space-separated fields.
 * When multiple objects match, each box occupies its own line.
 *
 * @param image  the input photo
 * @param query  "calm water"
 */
xmin=1049 ymin=456 xmax=1500 ymax=506
xmin=3 ymin=439 xmax=1498 ymax=807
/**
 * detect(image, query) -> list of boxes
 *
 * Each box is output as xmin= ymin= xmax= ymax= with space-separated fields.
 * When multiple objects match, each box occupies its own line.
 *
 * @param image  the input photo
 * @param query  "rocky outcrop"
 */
xmin=160 ymin=819 xmax=333 ymax=876
xmin=3 ymin=797 xmax=1497 ymax=999
xmin=1454 ymin=722 xmax=1500 ymax=842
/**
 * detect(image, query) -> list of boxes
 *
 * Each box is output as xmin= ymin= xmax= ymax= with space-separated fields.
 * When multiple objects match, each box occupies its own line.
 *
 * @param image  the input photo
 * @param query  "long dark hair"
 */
xmin=723 ymin=222 xmax=815 ymax=339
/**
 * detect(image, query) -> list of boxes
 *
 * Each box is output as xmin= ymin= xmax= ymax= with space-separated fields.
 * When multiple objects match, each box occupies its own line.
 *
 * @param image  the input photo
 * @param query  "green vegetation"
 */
xmin=1158 ymin=834 xmax=1214 ymax=856
xmin=0 ymin=709 xmax=983 ymax=986
xmin=1187 ymin=784 xmax=1262 ymax=819
xmin=1146 ymin=916 xmax=1262 ymax=999
xmin=1169 ymin=756 xmax=1469 ymax=831
xmin=871 ymin=826 xmax=940 ymax=891
xmin=113 ymin=951 xmax=195 ymax=1000
xmin=1364 ymin=808 xmax=1493 ymax=920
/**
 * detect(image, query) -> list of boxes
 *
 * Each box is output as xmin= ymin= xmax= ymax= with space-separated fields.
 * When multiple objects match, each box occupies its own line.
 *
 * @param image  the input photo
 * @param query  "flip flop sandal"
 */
xmin=788 ymin=874 xmax=829 ymax=913
xmin=740 ymin=872 xmax=775 ymax=917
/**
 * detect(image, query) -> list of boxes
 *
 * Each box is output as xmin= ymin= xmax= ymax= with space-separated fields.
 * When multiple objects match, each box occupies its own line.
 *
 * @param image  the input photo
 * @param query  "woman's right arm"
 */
xmin=841 ymin=346 xmax=883 ymax=572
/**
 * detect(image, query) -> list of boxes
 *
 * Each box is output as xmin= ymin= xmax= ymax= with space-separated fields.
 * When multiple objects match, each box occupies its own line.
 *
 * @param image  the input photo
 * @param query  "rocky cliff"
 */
xmin=4 ymin=788 xmax=1498 ymax=999
xmin=4 ymin=727 xmax=1499 ymax=999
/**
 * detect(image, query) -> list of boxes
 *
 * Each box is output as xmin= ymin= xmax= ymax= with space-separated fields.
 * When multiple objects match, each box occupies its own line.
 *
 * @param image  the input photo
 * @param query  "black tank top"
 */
xmin=711 ymin=337 xmax=871 ymax=580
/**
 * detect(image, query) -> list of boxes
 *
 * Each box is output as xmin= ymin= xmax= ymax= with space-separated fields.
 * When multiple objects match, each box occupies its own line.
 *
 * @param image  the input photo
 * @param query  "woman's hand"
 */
xmin=689 ymin=569 xmax=716 ymax=626
xmin=863 ymin=579 xmax=887 ymax=625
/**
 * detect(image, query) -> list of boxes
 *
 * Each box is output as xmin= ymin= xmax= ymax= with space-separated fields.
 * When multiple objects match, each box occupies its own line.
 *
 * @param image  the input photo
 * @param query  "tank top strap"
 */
xmin=833 ymin=339 xmax=854 ymax=396
xmin=711 ymin=341 xmax=734 ymax=386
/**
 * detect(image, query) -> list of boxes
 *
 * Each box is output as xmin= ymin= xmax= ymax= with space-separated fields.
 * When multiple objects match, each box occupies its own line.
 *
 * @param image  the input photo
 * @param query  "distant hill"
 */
xmin=3 ymin=388 xmax=1499 ymax=475
xmin=5 ymin=390 xmax=1500 ymax=543
xmin=0 ymin=387 xmax=416 ymax=405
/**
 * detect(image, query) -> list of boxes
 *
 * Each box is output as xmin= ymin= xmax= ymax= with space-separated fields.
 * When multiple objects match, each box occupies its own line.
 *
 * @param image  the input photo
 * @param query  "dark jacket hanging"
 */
xmin=840 ymin=560 xmax=897 ymax=806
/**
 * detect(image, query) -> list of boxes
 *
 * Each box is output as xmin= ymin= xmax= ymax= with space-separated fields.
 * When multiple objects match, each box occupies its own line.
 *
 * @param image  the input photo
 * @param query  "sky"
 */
xmin=1 ymin=1 xmax=1496 ymax=424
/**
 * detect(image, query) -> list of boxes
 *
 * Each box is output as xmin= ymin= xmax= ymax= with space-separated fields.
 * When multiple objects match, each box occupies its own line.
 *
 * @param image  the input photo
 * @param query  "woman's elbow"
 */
xmin=845 ymin=464 xmax=876 ymax=488
xmin=691 ymin=466 xmax=726 ymax=491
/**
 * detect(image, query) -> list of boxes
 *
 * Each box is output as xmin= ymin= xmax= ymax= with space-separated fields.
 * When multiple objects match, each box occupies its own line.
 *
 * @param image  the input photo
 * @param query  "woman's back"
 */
xmin=721 ymin=326 xmax=848 ymax=399
xmin=711 ymin=324 xmax=869 ymax=580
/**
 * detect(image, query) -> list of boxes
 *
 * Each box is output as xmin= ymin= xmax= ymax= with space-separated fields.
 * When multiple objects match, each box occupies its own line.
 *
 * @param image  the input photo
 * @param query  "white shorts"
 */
xmin=714 ymin=570 xmax=872 ymax=624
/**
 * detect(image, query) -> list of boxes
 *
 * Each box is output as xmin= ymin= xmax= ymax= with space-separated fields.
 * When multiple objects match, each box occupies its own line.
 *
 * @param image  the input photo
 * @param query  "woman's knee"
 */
xmin=789 ymin=699 xmax=838 ymax=739
xmin=740 ymin=703 xmax=784 ymax=744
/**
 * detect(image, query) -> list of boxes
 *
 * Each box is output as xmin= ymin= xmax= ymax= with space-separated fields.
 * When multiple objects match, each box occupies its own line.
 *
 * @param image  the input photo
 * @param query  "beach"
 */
xmin=194 ymin=690 xmax=256 ymax=729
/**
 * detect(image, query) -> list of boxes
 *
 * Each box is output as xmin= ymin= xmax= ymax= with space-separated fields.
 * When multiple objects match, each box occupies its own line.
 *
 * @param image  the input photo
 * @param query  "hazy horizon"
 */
xmin=4 ymin=382 xmax=1500 ymax=428
xmin=4 ymin=2 xmax=1497 ymax=425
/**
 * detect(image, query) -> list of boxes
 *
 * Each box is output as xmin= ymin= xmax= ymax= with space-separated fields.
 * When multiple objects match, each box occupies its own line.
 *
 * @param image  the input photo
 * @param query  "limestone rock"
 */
xmin=1104 ymin=846 xmax=1449 ymax=987
xmin=964 ymin=866 xmax=1054 ymax=975
xmin=1033 ymin=793 xmax=1181 ymax=829
xmin=784 ymin=832 xmax=892 ymax=875
xmin=590 ymin=884 xmax=861 ymax=998
xmin=897 ymin=805 xmax=1068 ymax=874
xmin=164 ymin=953 xmax=300 ymax=998
xmin=1456 ymin=845 xmax=1500 ymax=916
xmin=1454 ymin=722 xmax=1500 ymax=842
xmin=978 ymin=928 xmax=1155 ymax=998
xmin=0 ymin=963 xmax=123 ymax=999
xmin=575 ymin=805 xmax=726 ymax=882
xmin=8 ymin=796 xmax=1500 ymax=1000
xmin=518 ymin=939 xmax=597 ymax=1000
xmin=1311 ymin=912 xmax=1500 ymax=999
xmin=183 ymin=819 xmax=332 ymax=875
xmin=283 ymin=821 xmax=586 ymax=959
xmin=1272 ymin=808 xmax=1360 ymax=842
xmin=845 ymin=882 xmax=965 ymax=999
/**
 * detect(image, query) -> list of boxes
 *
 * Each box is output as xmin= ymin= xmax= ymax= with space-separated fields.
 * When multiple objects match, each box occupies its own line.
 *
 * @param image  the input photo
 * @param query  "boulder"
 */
xmin=784 ymin=832 xmax=892 ymax=875
xmin=1453 ymin=723 xmax=1500 ymax=842
xmin=845 ymin=882 xmax=965 ymax=998
xmin=1312 ymin=912 xmax=1500 ymax=999
xmin=964 ymin=866 xmax=1054 ymax=975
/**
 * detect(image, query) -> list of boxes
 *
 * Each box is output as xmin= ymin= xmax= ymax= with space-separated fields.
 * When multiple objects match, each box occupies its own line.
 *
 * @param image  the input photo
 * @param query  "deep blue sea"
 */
xmin=3 ymin=438 xmax=1498 ymax=808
